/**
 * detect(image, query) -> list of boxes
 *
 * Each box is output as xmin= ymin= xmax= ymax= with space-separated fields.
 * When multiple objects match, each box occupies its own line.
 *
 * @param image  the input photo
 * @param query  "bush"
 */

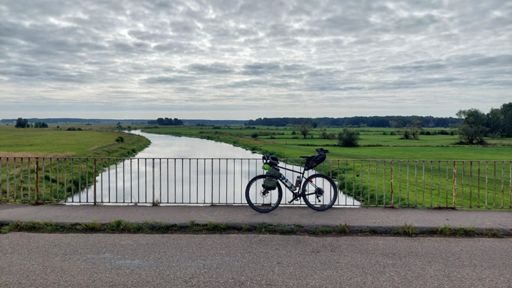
xmin=401 ymin=126 xmax=420 ymax=140
xmin=66 ymin=127 xmax=82 ymax=131
xmin=250 ymin=133 xmax=258 ymax=139
xmin=337 ymin=129 xmax=360 ymax=147
xmin=320 ymin=129 xmax=336 ymax=139
xmin=115 ymin=136 xmax=124 ymax=143
xmin=34 ymin=122 xmax=48 ymax=128
xmin=401 ymin=130 xmax=419 ymax=140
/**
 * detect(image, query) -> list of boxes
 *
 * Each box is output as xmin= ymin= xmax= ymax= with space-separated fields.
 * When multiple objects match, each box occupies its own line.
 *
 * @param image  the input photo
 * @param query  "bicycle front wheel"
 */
xmin=245 ymin=175 xmax=283 ymax=213
xmin=301 ymin=174 xmax=338 ymax=211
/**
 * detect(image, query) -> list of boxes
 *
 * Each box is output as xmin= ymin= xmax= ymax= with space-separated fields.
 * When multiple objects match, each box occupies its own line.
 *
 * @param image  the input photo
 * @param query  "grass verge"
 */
xmin=0 ymin=220 xmax=509 ymax=238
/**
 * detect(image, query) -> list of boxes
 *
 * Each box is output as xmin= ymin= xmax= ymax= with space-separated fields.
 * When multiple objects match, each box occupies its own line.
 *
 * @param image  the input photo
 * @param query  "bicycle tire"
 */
xmin=245 ymin=175 xmax=283 ymax=213
xmin=301 ymin=173 xmax=338 ymax=211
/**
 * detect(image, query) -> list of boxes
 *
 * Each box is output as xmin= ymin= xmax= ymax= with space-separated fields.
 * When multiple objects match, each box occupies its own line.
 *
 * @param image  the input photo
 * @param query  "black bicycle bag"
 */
xmin=304 ymin=153 xmax=326 ymax=170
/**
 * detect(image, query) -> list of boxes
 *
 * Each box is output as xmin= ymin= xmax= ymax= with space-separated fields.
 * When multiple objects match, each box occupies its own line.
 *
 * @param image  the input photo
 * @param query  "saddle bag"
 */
xmin=304 ymin=153 xmax=326 ymax=170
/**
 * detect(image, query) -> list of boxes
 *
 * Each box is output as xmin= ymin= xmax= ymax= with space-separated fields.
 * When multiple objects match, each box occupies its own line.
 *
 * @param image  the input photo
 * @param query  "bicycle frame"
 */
xmin=274 ymin=164 xmax=319 ymax=203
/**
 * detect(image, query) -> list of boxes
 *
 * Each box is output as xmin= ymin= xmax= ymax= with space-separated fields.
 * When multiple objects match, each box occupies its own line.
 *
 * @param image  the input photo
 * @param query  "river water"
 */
xmin=67 ymin=130 xmax=360 ymax=206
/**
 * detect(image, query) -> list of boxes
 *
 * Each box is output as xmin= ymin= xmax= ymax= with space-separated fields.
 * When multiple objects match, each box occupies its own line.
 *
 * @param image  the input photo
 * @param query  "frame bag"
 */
xmin=262 ymin=166 xmax=280 ymax=190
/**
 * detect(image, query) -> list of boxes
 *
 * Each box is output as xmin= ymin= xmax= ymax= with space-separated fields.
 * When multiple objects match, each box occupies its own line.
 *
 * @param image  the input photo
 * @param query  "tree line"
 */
xmin=14 ymin=118 xmax=48 ymax=128
xmin=147 ymin=118 xmax=184 ymax=126
xmin=245 ymin=116 xmax=460 ymax=128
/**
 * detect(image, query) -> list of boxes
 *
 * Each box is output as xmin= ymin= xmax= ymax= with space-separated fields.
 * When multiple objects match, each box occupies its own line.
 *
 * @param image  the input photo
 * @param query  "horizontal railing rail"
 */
xmin=0 ymin=157 xmax=511 ymax=209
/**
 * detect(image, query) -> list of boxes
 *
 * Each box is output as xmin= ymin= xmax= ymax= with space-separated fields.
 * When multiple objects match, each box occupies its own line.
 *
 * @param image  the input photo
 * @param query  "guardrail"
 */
xmin=0 ymin=157 xmax=511 ymax=209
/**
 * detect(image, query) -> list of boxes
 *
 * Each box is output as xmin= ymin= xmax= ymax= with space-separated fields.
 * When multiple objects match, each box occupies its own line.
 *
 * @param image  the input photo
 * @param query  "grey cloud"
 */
xmin=447 ymin=54 xmax=512 ymax=69
xmin=143 ymin=76 xmax=195 ymax=85
xmin=216 ymin=79 xmax=292 ymax=89
xmin=242 ymin=62 xmax=282 ymax=75
xmin=188 ymin=63 xmax=234 ymax=74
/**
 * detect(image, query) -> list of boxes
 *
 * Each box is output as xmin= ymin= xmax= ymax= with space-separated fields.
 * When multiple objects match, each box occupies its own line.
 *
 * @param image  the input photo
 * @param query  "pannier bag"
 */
xmin=262 ymin=166 xmax=280 ymax=190
xmin=304 ymin=153 xmax=326 ymax=170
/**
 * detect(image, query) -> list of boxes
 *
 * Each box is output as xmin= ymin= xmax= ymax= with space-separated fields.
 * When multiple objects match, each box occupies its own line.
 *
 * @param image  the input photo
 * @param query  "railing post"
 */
xmin=390 ymin=160 xmax=394 ymax=208
xmin=452 ymin=160 xmax=457 ymax=208
xmin=35 ymin=157 xmax=40 ymax=204
xmin=93 ymin=158 xmax=97 ymax=205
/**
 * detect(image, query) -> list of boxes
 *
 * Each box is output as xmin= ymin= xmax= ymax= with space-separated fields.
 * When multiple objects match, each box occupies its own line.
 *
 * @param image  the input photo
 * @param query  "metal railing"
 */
xmin=0 ymin=157 xmax=511 ymax=209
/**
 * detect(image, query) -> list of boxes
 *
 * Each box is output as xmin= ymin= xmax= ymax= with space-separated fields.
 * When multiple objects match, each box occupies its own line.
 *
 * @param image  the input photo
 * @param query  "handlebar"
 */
xmin=262 ymin=154 xmax=279 ymax=165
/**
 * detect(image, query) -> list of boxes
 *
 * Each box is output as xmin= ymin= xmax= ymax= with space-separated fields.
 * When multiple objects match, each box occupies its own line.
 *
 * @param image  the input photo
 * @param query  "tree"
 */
xmin=457 ymin=109 xmax=487 ymax=144
xmin=34 ymin=122 xmax=48 ymax=128
xmin=500 ymin=103 xmax=512 ymax=137
xmin=15 ymin=118 xmax=29 ymax=128
xmin=337 ymin=128 xmax=360 ymax=147
xmin=299 ymin=125 xmax=310 ymax=139
xmin=486 ymin=108 xmax=503 ymax=137
xmin=401 ymin=120 xmax=422 ymax=140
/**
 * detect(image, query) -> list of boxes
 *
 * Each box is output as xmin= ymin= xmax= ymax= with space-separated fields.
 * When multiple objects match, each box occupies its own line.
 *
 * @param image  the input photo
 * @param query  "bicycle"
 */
xmin=245 ymin=148 xmax=338 ymax=213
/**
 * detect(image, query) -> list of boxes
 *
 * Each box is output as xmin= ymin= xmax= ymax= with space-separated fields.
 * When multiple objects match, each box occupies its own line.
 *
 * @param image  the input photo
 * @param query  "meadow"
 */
xmin=0 ymin=125 xmax=150 ymax=203
xmin=142 ymin=125 xmax=512 ymax=160
xmin=143 ymin=125 xmax=512 ymax=209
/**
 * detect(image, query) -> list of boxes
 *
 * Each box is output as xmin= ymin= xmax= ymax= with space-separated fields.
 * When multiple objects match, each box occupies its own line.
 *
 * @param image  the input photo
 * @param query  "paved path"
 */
xmin=1 ymin=233 xmax=511 ymax=288
xmin=0 ymin=204 xmax=511 ymax=230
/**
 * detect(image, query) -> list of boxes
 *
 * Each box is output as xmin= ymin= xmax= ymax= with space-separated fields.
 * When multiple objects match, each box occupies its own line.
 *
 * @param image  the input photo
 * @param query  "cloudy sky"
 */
xmin=0 ymin=0 xmax=511 ymax=119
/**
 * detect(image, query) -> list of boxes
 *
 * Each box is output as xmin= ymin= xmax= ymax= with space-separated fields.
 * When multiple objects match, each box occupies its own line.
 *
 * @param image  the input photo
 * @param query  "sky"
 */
xmin=0 ymin=0 xmax=511 ymax=120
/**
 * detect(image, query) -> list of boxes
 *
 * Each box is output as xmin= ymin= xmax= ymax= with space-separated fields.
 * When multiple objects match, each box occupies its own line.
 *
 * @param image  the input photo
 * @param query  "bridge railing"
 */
xmin=0 ymin=157 xmax=511 ymax=209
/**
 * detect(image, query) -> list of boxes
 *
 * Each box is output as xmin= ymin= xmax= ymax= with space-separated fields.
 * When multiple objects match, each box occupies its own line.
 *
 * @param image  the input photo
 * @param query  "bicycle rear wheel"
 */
xmin=245 ymin=175 xmax=283 ymax=213
xmin=301 ymin=174 xmax=338 ymax=211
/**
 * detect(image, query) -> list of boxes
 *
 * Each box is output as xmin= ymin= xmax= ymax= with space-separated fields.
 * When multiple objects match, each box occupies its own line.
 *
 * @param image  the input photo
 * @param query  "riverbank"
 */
xmin=0 ymin=127 xmax=150 ymax=203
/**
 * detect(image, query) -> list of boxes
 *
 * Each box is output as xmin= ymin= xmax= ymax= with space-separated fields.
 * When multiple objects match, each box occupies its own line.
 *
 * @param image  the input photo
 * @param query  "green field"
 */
xmin=143 ymin=126 xmax=512 ymax=209
xmin=0 ymin=125 xmax=149 ymax=157
xmin=0 ymin=126 xmax=150 ymax=203
xmin=142 ymin=126 xmax=512 ymax=160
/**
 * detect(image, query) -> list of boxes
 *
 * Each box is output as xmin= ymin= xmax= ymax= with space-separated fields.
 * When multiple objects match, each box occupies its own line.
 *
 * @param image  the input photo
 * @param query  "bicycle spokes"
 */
xmin=301 ymin=174 xmax=337 ymax=209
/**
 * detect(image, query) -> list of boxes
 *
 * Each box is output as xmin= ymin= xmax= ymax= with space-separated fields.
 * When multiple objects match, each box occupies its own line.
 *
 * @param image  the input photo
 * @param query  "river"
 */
xmin=67 ymin=130 xmax=360 ymax=206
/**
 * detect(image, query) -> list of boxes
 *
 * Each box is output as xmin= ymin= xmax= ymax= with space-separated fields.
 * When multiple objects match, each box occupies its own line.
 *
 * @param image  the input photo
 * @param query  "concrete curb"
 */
xmin=1 ymin=220 xmax=510 ymax=238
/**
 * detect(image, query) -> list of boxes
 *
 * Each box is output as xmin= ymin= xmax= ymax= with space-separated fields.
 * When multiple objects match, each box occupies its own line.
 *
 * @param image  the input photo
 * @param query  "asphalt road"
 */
xmin=1 ymin=233 xmax=511 ymax=288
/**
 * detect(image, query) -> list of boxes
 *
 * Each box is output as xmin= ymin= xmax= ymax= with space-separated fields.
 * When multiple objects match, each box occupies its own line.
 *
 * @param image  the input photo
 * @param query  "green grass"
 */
xmin=0 ymin=220 xmax=508 ymax=237
xmin=0 ymin=126 xmax=130 ymax=156
xmin=143 ymin=126 xmax=512 ymax=160
xmin=142 ymin=126 xmax=512 ymax=209
xmin=0 ymin=126 xmax=150 ymax=203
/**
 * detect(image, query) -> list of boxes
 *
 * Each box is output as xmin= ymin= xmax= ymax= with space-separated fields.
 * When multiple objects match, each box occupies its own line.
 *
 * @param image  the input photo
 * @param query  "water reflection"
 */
xmin=67 ymin=130 xmax=360 ymax=206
